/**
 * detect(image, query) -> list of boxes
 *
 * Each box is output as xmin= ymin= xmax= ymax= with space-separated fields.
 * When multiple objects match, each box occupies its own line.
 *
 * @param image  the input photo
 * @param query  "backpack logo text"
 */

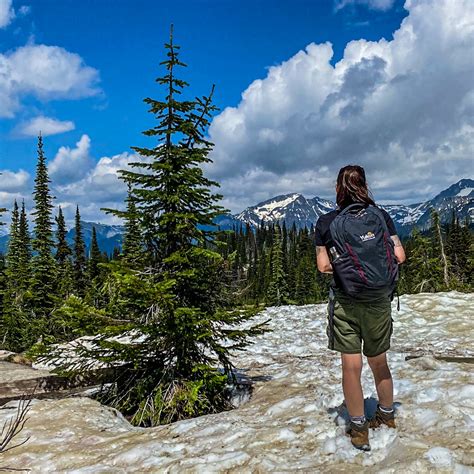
xmin=360 ymin=231 xmax=376 ymax=242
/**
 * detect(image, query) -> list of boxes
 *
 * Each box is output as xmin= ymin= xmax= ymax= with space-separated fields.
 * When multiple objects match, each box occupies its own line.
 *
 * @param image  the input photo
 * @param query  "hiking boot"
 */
xmin=369 ymin=405 xmax=396 ymax=429
xmin=346 ymin=420 xmax=371 ymax=451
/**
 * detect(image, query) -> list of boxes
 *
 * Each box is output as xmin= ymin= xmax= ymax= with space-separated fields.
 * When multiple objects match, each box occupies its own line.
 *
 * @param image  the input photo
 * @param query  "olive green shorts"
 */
xmin=327 ymin=293 xmax=393 ymax=357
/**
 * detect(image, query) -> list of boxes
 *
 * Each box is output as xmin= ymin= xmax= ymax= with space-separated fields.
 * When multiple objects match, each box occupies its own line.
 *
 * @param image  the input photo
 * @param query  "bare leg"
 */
xmin=367 ymin=351 xmax=393 ymax=407
xmin=341 ymin=353 xmax=364 ymax=417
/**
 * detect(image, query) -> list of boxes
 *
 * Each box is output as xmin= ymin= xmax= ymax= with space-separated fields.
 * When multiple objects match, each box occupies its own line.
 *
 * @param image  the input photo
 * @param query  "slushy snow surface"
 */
xmin=1 ymin=291 xmax=473 ymax=473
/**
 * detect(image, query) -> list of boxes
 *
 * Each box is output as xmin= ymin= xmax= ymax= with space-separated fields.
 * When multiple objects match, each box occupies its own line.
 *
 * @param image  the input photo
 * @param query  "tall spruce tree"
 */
xmin=294 ymin=227 xmax=317 ymax=304
xmin=3 ymin=201 xmax=31 ymax=311
xmin=88 ymin=227 xmax=101 ymax=281
xmin=55 ymin=206 xmax=74 ymax=298
xmin=121 ymin=184 xmax=144 ymax=268
xmin=55 ymin=206 xmax=70 ymax=265
xmin=5 ymin=201 xmax=20 ymax=285
xmin=113 ymin=24 xmax=264 ymax=378
xmin=266 ymin=223 xmax=288 ymax=305
xmin=1 ymin=200 xmax=32 ymax=351
xmin=73 ymin=206 xmax=87 ymax=296
xmin=17 ymin=201 xmax=32 ymax=293
xmin=1 ymin=201 xmax=20 ymax=349
xmin=31 ymin=134 xmax=56 ymax=319
xmin=84 ymin=226 xmax=103 ymax=307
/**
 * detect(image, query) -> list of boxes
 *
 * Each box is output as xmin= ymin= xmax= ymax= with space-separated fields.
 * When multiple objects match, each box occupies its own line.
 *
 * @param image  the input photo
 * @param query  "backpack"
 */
xmin=328 ymin=203 xmax=399 ymax=299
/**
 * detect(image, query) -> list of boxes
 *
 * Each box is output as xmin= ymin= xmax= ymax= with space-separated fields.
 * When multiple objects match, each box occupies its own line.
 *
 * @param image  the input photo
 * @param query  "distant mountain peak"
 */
xmin=235 ymin=192 xmax=335 ymax=229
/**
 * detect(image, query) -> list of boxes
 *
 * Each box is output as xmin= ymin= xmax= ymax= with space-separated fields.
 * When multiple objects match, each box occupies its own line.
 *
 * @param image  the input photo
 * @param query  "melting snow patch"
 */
xmin=265 ymin=396 xmax=307 ymax=416
xmin=0 ymin=292 xmax=473 ymax=472
xmin=425 ymin=447 xmax=454 ymax=468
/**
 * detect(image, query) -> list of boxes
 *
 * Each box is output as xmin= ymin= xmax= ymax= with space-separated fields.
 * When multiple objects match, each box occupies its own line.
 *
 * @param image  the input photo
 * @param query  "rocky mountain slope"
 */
xmin=0 ymin=220 xmax=124 ymax=256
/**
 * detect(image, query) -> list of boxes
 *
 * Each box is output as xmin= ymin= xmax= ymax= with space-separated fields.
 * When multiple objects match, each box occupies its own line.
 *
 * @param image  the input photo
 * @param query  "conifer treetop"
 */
xmin=32 ymin=133 xmax=55 ymax=253
xmin=102 ymin=26 xmax=228 ymax=259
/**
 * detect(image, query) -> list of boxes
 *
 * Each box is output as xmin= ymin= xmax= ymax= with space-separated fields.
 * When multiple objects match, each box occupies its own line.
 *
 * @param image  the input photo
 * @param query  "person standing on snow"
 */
xmin=315 ymin=165 xmax=406 ymax=451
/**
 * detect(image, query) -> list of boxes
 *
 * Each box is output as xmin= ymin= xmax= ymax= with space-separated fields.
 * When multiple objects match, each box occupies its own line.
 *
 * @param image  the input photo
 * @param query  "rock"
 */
xmin=0 ymin=361 xmax=117 ymax=406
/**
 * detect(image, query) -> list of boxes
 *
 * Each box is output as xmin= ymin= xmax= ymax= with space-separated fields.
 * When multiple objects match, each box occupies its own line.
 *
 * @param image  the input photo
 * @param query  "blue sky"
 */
xmin=1 ymin=0 xmax=407 ymax=168
xmin=0 ymin=0 xmax=472 ymax=224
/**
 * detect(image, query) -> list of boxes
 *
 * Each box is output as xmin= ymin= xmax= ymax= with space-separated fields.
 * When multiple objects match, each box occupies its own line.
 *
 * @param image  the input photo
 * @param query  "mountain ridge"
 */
xmin=229 ymin=178 xmax=473 ymax=235
xmin=0 ymin=178 xmax=472 ymax=254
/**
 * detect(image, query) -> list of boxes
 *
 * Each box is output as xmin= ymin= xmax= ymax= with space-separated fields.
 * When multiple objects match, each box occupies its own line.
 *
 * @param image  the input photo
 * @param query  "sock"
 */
xmin=350 ymin=415 xmax=366 ymax=425
xmin=379 ymin=404 xmax=394 ymax=413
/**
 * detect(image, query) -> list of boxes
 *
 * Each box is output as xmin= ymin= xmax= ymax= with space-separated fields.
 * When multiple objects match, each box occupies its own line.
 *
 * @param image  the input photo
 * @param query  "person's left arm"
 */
xmin=316 ymin=246 xmax=333 ymax=273
xmin=382 ymin=208 xmax=406 ymax=264
xmin=390 ymin=234 xmax=406 ymax=264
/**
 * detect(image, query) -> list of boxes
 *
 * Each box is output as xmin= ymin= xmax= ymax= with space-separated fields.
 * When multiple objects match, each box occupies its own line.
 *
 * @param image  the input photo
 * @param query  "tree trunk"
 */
xmin=436 ymin=217 xmax=450 ymax=288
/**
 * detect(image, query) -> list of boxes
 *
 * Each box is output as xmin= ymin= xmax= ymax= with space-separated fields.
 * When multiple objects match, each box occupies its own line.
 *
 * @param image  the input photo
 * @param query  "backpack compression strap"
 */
xmin=337 ymin=202 xmax=367 ymax=216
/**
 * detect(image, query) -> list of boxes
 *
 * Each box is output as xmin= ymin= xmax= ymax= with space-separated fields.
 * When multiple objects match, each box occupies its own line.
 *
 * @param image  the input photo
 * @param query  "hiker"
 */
xmin=314 ymin=165 xmax=406 ymax=451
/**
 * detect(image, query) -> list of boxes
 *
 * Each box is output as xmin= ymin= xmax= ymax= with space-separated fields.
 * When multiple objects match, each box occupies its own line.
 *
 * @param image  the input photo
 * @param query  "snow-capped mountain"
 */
xmin=380 ymin=179 xmax=474 ymax=234
xmin=236 ymin=193 xmax=336 ymax=229
xmin=68 ymin=221 xmax=124 ymax=254
xmin=230 ymin=178 xmax=473 ymax=235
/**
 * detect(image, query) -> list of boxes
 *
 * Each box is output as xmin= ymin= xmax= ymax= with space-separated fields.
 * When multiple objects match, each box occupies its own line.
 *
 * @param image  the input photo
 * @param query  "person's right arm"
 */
xmin=314 ymin=217 xmax=333 ymax=273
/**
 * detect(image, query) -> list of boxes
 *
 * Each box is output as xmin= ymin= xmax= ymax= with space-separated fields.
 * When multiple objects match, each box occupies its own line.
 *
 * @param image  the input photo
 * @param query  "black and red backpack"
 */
xmin=329 ymin=203 xmax=399 ymax=299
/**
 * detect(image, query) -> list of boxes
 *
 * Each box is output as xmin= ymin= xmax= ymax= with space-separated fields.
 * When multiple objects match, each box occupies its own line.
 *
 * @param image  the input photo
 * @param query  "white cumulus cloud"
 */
xmin=51 ymin=149 xmax=149 ymax=224
xmin=0 ymin=136 xmax=145 ymax=226
xmin=204 ymin=0 xmax=474 ymax=211
xmin=0 ymin=169 xmax=30 ymax=192
xmin=16 ymin=115 xmax=75 ymax=137
xmin=335 ymin=0 xmax=396 ymax=11
xmin=48 ymin=134 xmax=94 ymax=184
xmin=0 ymin=0 xmax=14 ymax=28
xmin=0 ymin=44 xmax=100 ymax=118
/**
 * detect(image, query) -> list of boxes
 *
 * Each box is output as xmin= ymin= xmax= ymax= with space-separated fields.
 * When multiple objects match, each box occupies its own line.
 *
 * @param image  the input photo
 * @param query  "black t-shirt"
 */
xmin=314 ymin=205 xmax=398 ymax=253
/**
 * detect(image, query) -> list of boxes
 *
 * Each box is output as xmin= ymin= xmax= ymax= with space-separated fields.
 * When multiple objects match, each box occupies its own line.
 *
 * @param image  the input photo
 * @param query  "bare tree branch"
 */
xmin=0 ymin=390 xmax=34 ymax=472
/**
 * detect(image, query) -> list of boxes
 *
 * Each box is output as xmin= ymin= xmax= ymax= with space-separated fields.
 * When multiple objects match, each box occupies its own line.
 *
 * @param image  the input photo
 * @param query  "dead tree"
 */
xmin=432 ymin=210 xmax=449 ymax=288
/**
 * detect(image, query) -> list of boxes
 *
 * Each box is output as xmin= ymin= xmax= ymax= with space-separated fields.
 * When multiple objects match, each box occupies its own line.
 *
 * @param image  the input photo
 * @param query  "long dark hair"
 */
xmin=336 ymin=165 xmax=375 ymax=209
